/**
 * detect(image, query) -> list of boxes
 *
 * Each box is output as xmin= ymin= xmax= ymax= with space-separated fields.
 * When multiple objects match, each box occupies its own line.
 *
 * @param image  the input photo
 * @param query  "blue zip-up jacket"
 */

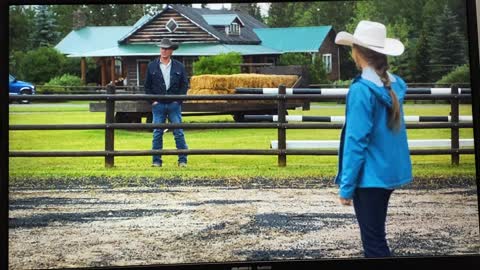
xmin=144 ymin=58 xmax=189 ymax=104
xmin=335 ymin=67 xmax=412 ymax=199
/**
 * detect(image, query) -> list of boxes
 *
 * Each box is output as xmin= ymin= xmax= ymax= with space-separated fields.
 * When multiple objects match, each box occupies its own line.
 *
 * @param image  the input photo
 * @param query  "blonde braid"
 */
xmin=353 ymin=45 xmax=401 ymax=132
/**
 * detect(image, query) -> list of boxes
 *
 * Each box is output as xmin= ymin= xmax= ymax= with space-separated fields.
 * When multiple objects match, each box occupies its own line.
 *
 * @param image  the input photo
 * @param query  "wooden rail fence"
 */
xmin=9 ymin=84 xmax=473 ymax=167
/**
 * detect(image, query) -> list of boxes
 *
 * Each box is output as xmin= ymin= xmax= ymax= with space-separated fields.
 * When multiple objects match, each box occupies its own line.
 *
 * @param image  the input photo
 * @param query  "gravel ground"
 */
xmin=8 ymin=181 xmax=480 ymax=269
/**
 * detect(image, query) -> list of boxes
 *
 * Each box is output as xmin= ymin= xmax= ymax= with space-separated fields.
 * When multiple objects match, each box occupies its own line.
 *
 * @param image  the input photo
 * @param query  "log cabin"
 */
xmin=55 ymin=4 xmax=340 ymax=86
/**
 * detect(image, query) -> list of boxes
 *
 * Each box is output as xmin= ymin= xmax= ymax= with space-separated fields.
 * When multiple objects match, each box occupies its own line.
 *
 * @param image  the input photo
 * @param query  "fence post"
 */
xmin=105 ymin=83 xmax=115 ymax=167
xmin=450 ymin=85 xmax=460 ymax=165
xmin=277 ymin=84 xmax=287 ymax=167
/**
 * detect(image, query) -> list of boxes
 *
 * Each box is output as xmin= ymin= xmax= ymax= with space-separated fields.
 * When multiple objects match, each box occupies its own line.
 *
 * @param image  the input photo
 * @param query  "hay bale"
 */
xmin=186 ymin=73 xmax=298 ymax=104
xmin=189 ymin=73 xmax=298 ymax=90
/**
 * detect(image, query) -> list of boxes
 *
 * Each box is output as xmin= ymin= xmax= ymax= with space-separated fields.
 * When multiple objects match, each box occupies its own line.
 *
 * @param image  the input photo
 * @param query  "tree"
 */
xmin=18 ymin=47 xmax=65 ymax=84
xmin=9 ymin=6 xmax=36 ymax=52
xmin=50 ymin=5 xmax=83 ymax=39
xmin=32 ymin=5 xmax=60 ymax=48
xmin=429 ymin=4 xmax=467 ymax=80
xmin=231 ymin=3 xmax=263 ymax=23
xmin=266 ymin=2 xmax=296 ymax=27
xmin=387 ymin=19 xmax=413 ymax=79
xmin=412 ymin=29 xmax=431 ymax=83
xmin=296 ymin=1 xmax=355 ymax=31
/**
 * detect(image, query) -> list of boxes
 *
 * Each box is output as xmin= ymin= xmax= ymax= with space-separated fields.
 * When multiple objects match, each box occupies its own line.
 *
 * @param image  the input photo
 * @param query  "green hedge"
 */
xmin=193 ymin=52 xmax=242 ymax=75
xmin=436 ymin=64 xmax=470 ymax=85
xmin=37 ymin=74 xmax=83 ymax=94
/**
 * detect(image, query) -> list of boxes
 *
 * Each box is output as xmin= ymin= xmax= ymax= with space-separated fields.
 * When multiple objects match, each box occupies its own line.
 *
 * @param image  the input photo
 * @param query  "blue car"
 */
xmin=9 ymin=74 xmax=35 ymax=104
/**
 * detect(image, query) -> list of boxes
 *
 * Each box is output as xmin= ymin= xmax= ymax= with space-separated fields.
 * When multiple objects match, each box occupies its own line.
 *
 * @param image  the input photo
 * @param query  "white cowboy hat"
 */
xmin=335 ymin=20 xmax=404 ymax=56
xmin=157 ymin=38 xmax=179 ymax=50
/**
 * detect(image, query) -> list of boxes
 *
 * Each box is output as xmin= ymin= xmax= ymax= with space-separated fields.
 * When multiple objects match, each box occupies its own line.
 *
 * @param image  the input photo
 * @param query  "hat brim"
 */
xmin=335 ymin=31 xmax=404 ymax=56
xmin=157 ymin=44 xmax=179 ymax=50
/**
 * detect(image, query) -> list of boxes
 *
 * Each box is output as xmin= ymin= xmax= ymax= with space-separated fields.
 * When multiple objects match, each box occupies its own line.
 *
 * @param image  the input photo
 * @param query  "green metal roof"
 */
xmin=254 ymin=26 xmax=333 ymax=53
xmin=68 ymin=43 xmax=282 ymax=57
xmin=55 ymin=26 xmax=132 ymax=55
xmin=202 ymin=14 xmax=242 ymax=26
xmin=56 ymin=25 xmax=330 ymax=57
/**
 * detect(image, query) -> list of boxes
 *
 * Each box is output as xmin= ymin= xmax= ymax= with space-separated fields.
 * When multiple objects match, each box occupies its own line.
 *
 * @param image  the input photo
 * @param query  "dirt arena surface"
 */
xmin=8 ymin=180 xmax=480 ymax=269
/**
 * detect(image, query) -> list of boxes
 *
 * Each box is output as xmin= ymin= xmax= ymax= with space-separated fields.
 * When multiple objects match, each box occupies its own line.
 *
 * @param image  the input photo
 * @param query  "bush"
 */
xmin=9 ymin=50 xmax=26 ymax=78
xmin=18 ymin=47 xmax=65 ymax=84
xmin=193 ymin=52 xmax=242 ymax=75
xmin=436 ymin=64 xmax=470 ymax=86
xmin=38 ymin=74 xmax=83 ymax=94
xmin=331 ymin=79 xmax=352 ymax=87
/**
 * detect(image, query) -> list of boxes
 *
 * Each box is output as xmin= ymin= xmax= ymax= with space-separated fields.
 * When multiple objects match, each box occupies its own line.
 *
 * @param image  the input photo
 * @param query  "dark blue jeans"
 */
xmin=353 ymin=187 xmax=394 ymax=258
xmin=152 ymin=102 xmax=188 ymax=165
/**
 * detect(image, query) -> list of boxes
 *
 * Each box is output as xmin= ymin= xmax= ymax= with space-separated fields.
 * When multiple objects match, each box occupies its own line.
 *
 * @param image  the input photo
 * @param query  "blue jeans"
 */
xmin=152 ymin=102 xmax=188 ymax=165
xmin=353 ymin=188 xmax=394 ymax=258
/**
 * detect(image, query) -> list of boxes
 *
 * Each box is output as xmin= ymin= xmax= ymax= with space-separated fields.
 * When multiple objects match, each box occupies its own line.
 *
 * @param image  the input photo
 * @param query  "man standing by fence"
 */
xmin=144 ymin=38 xmax=189 ymax=167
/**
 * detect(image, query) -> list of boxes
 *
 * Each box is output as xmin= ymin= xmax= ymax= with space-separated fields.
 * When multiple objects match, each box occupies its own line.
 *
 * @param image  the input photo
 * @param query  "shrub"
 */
xmin=331 ymin=79 xmax=352 ymax=87
xmin=193 ymin=52 xmax=242 ymax=75
xmin=18 ymin=47 xmax=65 ymax=84
xmin=436 ymin=64 xmax=470 ymax=86
xmin=38 ymin=74 xmax=83 ymax=94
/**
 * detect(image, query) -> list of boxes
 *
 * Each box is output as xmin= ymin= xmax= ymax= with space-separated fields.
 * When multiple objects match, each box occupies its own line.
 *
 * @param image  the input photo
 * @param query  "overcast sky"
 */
xmin=191 ymin=3 xmax=271 ymax=16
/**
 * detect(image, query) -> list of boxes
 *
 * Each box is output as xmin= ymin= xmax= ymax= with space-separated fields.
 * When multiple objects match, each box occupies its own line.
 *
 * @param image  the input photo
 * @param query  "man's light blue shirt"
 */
xmin=159 ymin=59 xmax=172 ymax=91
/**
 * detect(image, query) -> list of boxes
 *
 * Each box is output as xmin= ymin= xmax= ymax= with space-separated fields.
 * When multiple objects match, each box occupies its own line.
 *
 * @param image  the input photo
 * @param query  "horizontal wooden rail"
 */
xmin=8 ymin=93 xmax=472 ymax=102
xmin=9 ymin=122 xmax=474 ymax=130
xmin=9 ymin=149 xmax=474 ymax=157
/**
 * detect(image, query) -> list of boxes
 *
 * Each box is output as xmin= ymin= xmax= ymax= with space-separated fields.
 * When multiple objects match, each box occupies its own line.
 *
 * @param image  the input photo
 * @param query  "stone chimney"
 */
xmin=72 ymin=9 xmax=87 ymax=30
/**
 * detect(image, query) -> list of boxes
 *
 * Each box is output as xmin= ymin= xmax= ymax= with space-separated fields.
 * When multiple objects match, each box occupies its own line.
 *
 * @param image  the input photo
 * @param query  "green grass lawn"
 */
xmin=9 ymin=102 xmax=476 ymax=184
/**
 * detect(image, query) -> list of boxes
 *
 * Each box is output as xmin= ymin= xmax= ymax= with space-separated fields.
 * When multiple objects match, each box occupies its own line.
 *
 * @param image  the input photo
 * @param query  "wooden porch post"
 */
xmin=110 ymin=57 xmax=116 ymax=84
xmin=80 ymin=57 xmax=86 ymax=84
xmin=101 ymin=57 xmax=107 ymax=86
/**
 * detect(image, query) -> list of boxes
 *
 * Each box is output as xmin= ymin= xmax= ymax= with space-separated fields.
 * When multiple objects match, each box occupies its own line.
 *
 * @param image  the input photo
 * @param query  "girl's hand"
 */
xmin=339 ymin=197 xmax=352 ymax=206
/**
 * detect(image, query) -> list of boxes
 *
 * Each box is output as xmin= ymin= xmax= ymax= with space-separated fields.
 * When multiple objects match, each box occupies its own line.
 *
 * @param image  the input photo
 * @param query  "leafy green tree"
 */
xmin=9 ymin=50 xmax=27 ymax=78
xmin=18 ymin=47 xmax=65 ymax=84
xmin=296 ymin=1 xmax=355 ymax=31
xmin=32 ymin=5 xmax=60 ymax=47
xmin=9 ymin=6 xmax=36 ymax=52
xmin=193 ymin=52 xmax=242 ymax=75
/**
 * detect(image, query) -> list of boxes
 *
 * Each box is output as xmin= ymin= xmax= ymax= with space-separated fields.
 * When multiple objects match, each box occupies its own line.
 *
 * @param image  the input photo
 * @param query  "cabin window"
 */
xmin=115 ymin=57 xmax=122 ymax=77
xmin=137 ymin=59 xmax=151 ymax=86
xmin=166 ymin=18 xmax=178 ymax=33
xmin=227 ymin=22 xmax=240 ymax=35
xmin=322 ymin=54 xmax=332 ymax=73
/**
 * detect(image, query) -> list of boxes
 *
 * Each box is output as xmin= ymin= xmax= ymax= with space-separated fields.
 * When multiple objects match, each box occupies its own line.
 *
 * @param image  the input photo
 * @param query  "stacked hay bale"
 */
xmin=187 ymin=73 xmax=298 ymax=103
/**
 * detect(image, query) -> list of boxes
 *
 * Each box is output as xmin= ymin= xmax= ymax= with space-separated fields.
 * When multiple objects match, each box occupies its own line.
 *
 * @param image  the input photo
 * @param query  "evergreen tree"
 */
xmin=50 ymin=5 xmax=83 ymax=38
xmin=266 ymin=2 xmax=296 ymax=27
xmin=412 ymin=29 xmax=431 ymax=83
xmin=231 ymin=3 xmax=263 ymax=23
xmin=429 ymin=4 xmax=466 ymax=80
xmin=387 ymin=19 xmax=412 ymax=79
xmin=32 ymin=5 xmax=60 ymax=47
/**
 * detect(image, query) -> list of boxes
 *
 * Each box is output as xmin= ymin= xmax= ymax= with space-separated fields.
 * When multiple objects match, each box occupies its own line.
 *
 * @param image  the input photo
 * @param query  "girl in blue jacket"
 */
xmin=334 ymin=20 xmax=413 ymax=257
